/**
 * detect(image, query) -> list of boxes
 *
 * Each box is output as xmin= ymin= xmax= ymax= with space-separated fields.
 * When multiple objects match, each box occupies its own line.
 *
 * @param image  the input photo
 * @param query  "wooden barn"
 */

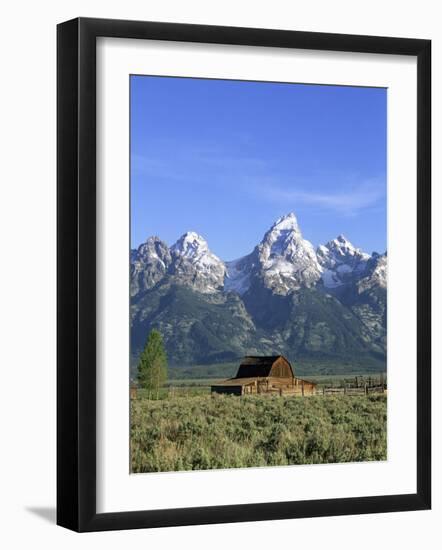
xmin=211 ymin=355 xmax=317 ymax=396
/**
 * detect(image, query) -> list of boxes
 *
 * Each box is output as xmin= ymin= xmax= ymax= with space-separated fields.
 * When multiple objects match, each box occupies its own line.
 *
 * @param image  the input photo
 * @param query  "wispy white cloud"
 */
xmin=132 ymin=146 xmax=265 ymax=184
xmin=133 ymin=143 xmax=385 ymax=217
xmin=249 ymin=178 xmax=385 ymax=216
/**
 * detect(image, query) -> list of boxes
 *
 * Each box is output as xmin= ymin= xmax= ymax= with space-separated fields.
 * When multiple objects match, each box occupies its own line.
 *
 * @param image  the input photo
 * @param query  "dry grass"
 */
xmin=131 ymin=393 xmax=387 ymax=473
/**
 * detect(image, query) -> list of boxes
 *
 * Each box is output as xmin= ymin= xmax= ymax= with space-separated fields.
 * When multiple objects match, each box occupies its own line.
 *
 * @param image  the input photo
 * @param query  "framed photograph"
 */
xmin=57 ymin=17 xmax=431 ymax=532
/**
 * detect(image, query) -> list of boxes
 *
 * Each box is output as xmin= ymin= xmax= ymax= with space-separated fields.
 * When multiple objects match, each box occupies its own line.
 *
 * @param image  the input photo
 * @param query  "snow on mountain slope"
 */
xmin=130 ymin=214 xmax=385 ymax=298
xmin=255 ymin=213 xmax=322 ymax=294
xmin=170 ymin=231 xmax=226 ymax=293
xmin=130 ymin=236 xmax=172 ymax=296
xmin=357 ymin=252 xmax=387 ymax=292
xmin=130 ymin=214 xmax=387 ymax=369
xmin=317 ymin=234 xmax=370 ymax=288
xmin=225 ymin=255 xmax=253 ymax=294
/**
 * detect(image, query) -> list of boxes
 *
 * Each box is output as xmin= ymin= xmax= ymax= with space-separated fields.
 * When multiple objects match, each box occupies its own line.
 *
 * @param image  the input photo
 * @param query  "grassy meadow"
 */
xmin=131 ymin=393 xmax=387 ymax=473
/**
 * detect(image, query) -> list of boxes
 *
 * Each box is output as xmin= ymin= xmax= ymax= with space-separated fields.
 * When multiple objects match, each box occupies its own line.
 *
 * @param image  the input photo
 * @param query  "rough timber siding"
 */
xmin=211 ymin=385 xmax=242 ymax=396
xmin=269 ymin=356 xmax=293 ymax=378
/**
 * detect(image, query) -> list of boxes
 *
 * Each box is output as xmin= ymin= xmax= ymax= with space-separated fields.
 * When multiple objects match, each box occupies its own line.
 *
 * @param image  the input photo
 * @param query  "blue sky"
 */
xmin=131 ymin=75 xmax=386 ymax=260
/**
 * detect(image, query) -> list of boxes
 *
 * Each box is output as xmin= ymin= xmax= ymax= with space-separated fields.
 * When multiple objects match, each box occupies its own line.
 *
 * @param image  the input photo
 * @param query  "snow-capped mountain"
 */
xmin=131 ymin=214 xmax=384 ymax=297
xmin=131 ymin=231 xmax=225 ymax=295
xmin=170 ymin=231 xmax=226 ymax=294
xmin=131 ymin=236 xmax=172 ymax=296
xmin=225 ymin=213 xmax=322 ymax=296
xmin=356 ymin=252 xmax=387 ymax=293
xmin=255 ymin=213 xmax=322 ymax=294
xmin=130 ymin=213 xmax=387 ymax=370
xmin=317 ymin=234 xmax=370 ymax=289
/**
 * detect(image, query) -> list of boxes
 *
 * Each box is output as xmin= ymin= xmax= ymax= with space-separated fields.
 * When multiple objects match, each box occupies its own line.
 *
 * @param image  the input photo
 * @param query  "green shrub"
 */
xmin=131 ymin=394 xmax=387 ymax=473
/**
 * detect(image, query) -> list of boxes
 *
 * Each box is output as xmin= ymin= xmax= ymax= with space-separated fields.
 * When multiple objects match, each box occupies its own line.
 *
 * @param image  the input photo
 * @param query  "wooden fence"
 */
xmin=318 ymin=385 xmax=386 ymax=396
xmin=130 ymin=380 xmax=387 ymax=400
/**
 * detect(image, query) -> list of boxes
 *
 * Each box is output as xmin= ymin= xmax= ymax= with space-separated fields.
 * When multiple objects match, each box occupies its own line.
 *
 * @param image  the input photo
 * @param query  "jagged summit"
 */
xmin=317 ymin=235 xmax=370 ymax=289
xmin=357 ymin=252 xmax=387 ymax=292
xmin=131 ymin=214 xmax=384 ymax=297
xmin=255 ymin=213 xmax=322 ymax=295
xmin=225 ymin=213 xmax=322 ymax=296
xmin=261 ymin=213 xmax=303 ymax=250
xmin=137 ymin=235 xmax=169 ymax=256
xmin=326 ymin=234 xmax=366 ymax=257
xmin=130 ymin=215 xmax=387 ymax=369
xmin=322 ymin=234 xmax=370 ymax=261
xmin=171 ymin=231 xmax=210 ymax=258
xmin=170 ymin=231 xmax=225 ymax=294
xmin=261 ymin=214 xmax=302 ymax=254
xmin=270 ymin=212 xmax=300 ymax=232
xmin=131 ymin=236 xmax=172 ymax=296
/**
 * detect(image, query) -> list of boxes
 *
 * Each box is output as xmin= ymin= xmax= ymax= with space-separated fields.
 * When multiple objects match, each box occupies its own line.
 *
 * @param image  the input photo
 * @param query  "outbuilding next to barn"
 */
xmin=211 ymin=355 xmax=316 ymax=396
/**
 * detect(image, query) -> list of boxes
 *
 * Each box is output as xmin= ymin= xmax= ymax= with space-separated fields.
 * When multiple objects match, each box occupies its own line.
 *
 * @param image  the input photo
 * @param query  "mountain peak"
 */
xmin=330 ymin=234 xmax=353 ymax=247
xmin=324 ymin=235 xmax=361 ymax=257
xmin=131 ymin=236 xmax=172 ymax=296
xmin=171 ymin=231 xmax=209 ymax=257
xmin=169 ymin=231 xmax=225 ymax=293
xmin=329 ymin=236 xmax=371 ymax=263
xmin=271 ymin=212 xmax=299 ymax=232
xmin=136 ymin=235 xmax=170 ymax=258
xmin=317 ymin=234 xmax=370 ymax=289
xmin=261 ymin=213 xmax=302 ymax=250
xmin=257 ymin=212 xmax=321 ymax=294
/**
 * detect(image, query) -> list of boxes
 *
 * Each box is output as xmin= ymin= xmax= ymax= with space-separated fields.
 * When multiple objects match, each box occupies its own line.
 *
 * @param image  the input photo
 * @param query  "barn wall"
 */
xmin=236 ymin=363 xmax=271 ymax=378
xmin=211 ymin=386 xmax=242 ymax=395
xmin=270 ymin=357 xmax=294 ymax=378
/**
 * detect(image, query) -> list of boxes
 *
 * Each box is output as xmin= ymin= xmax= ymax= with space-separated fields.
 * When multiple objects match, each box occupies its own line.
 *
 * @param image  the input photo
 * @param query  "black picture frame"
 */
xmin=57 ymin=17 xmax=431 ymax=532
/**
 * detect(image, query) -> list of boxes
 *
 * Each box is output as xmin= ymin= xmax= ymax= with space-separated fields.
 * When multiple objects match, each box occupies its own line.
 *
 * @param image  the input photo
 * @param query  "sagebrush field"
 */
xmin=131 ymin=394 xmax=387 ymax=473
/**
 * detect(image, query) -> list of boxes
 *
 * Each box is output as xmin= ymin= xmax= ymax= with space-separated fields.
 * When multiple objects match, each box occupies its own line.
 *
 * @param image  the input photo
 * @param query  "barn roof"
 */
xmin=235 ymin=355 xmax=293 ymax=379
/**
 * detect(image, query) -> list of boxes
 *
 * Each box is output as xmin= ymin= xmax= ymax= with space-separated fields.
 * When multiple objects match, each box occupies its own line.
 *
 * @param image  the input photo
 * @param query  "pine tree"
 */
xmin=137 ymin=329 xmax=168 ymax=399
